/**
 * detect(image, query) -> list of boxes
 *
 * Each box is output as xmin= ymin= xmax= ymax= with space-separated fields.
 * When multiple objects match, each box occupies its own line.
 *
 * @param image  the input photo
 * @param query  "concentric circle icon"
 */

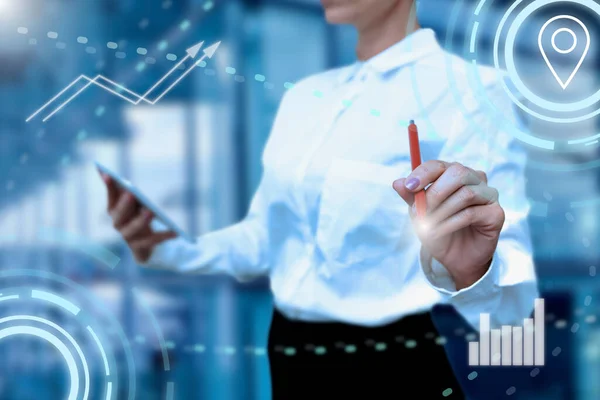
xmin=497 ymin=1 xmax=599 ymax=119
xmin=551 ymin=28 xmax=578 ymax=54
xmin=0 ymin=269 xmax=135 ymax=400
xmin=0 ymin=315 xmax=89 ymax=400
xmin=455 ymin=0 xmax=600 ymax=153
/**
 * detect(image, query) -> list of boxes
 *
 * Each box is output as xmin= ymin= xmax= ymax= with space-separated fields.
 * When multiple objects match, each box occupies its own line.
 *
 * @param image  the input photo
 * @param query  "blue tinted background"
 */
xmin=1 ymin=0 xmax=600 ymax=399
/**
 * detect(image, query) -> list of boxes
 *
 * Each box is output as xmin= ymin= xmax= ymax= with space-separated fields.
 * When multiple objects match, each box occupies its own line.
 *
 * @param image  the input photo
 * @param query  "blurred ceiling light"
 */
xmin=0 ymin=0 xmax=16 ymax=17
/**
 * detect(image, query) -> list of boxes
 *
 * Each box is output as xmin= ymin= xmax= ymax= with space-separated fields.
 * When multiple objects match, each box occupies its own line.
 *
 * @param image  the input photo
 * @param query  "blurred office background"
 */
xmin=1 ymin=0 xmax=600 ymax=399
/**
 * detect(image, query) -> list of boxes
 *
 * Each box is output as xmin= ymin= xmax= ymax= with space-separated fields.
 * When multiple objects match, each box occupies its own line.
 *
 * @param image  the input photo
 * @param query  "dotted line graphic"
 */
xmin=14 ymin=24 xmax=296 ymax=94
xmin=139 ymin=311 xmax=591 ymax=398
xmin=12 ymin=24 xmax=417 ymax=122
xmin=149 ymin=311 xmax=592 ymax=359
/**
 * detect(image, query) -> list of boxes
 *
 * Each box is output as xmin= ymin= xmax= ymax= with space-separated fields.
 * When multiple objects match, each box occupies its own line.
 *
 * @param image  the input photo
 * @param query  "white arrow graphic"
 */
xmin=26 ymin=41 xmax=221 ymax=122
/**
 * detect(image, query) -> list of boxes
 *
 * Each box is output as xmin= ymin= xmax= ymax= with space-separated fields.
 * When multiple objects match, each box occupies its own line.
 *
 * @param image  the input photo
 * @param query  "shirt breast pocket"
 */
xmin=316 ymin=158 xmax=414 ymax=276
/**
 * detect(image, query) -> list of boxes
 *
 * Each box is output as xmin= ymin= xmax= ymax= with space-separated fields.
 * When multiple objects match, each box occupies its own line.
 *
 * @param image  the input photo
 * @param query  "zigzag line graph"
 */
xmin=26 ymin=40 xmax=221 ymax=123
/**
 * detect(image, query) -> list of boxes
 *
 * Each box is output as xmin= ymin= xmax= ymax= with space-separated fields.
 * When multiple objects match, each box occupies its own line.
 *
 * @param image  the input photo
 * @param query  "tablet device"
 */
xmin=95 ymin=161 xmax=196 ymax=244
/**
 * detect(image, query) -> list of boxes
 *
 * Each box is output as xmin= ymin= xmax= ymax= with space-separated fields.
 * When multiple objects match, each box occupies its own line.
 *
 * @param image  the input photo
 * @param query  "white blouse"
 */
xmin=144 ymin=29 xmax=538 ymax=329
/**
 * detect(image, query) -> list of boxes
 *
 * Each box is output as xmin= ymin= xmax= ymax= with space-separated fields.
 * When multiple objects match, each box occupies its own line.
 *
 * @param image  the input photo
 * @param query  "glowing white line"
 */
xmin=141 ymin=54 xmax=191 ymax=98
xmin=42 ymin=80 xmax=94 ymax=121
xmin=0 ymin=326 xmax=80 ymax=400
xmin=0 ymin=295 xmax=19 ymax=302
xmin=95 ymin=75 xmax=150 ymax=103
xmin=86 ymin=76 xmax=141 ymax=105
xmin=133 ymin=288 xmax=171 ymax=371
xmin=39 ymin=54 xmax=208 ymax=121
xmin=470 ymin=21 xmax=479 ymax=53
xmin=106 ymin=382 xmax=113 ymax=400
xmin=166 ymin=381 xmax=175 ymax=400
xmin=25 ymin=75 xmax=87 ymax=122
xmin=32 ymin=289 xmax=81 ymax=315
xmin=87 ymin=326 xmax=110 ymax=376
xmin=474 ymin=0 xmax=486 ymax=16
xmin=0 ymin=315 xmax=91 ymax=400
xmin=569 ymin=133 xmax=600 ymax=144
xmin=151 ymin=56 xmax=206 ymax=103
xmin=27 ymin=42 xmax=218 ymax=122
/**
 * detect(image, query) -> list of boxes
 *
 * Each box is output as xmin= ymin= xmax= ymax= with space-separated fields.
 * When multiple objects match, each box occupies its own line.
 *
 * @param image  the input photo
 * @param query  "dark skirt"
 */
xmin=267 ymin=308 xmax=465 ymax=399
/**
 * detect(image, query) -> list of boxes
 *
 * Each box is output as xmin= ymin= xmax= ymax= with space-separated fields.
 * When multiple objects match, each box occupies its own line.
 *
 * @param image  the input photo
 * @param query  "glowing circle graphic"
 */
xmin=551 ymin=28 xmax=577 ymax=54
xmin=461 ymin=0 xmax=600 ymax=153
xmin=0 ymin=325 xmax=80 ymax=400
xmin=0 ymin=266 xmax=175 ymax=400
xmin=0 ymin=270 xmax=136 ymax=400
xmin=496 ymin=0 xmax=600 ymax=122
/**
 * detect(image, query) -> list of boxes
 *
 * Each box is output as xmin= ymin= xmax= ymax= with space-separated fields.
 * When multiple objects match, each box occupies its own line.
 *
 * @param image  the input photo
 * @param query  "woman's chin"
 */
xmin=323 ymin=8 xmax=356 ymax=25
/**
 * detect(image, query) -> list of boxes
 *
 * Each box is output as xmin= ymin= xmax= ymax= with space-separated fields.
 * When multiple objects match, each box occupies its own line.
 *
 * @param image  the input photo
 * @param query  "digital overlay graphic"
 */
xmin=26 ymin=40 xmax=221 ymax=123
xmin=538 ymin=15 xmax=590 ymax=90
xmin=469 ymin=299 xmax=545 ymax=367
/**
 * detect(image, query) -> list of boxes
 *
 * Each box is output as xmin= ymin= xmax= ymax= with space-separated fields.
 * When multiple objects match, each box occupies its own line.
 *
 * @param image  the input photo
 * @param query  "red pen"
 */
xmin=408 ymin=120 xmax=426 ymax=219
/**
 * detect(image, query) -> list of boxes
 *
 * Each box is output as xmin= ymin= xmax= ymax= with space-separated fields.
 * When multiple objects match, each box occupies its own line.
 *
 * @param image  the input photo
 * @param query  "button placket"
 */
xmin=283 ymin=79 xmax=367 ymax=298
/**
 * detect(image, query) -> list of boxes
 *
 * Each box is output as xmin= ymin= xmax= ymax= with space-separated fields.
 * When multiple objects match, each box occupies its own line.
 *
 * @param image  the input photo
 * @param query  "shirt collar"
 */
xmin=336 ymin=28 xmax=441 ymax=85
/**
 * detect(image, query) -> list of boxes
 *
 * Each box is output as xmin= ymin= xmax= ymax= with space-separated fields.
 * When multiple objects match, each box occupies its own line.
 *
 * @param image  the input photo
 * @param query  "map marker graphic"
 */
xmin=538 ymin=15 xmax=590 ymax=90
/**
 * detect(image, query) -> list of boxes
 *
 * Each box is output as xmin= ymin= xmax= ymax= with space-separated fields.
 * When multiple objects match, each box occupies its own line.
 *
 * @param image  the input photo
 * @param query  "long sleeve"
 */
xmin=139 ymin=90 xmax=298 ymax=282
xmin=140 ymin=180 xmax=271 ymax=282
xmin=420 ymin=79 xmax=539 ymax=330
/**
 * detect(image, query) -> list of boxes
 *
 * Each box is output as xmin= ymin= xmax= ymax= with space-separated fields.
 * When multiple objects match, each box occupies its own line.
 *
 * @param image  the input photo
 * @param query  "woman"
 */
xmin=101 ymin=0 xmax=538 ymax=398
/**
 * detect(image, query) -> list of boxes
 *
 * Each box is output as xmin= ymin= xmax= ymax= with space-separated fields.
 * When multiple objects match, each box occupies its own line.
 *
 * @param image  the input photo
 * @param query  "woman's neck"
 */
xmin=356 ymin=1 xmax=420 ymax=61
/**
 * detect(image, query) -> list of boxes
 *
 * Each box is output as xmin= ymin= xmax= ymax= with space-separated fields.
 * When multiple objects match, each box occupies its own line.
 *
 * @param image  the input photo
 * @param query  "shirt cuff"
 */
xmin=420 ymin=250 xmax=501 ymax=307
xmin=138 ymin=219 xmax=183 ymax=270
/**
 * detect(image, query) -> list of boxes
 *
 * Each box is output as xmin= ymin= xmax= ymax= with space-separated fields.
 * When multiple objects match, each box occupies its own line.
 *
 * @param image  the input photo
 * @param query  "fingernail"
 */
xmin=405 ymin=177 xmax=420 ymax=191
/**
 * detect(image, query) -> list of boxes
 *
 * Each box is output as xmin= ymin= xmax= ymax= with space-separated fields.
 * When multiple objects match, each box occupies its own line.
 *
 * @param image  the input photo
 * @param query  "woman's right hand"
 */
xmin=100 ymin=172 xmax=177 ymax=263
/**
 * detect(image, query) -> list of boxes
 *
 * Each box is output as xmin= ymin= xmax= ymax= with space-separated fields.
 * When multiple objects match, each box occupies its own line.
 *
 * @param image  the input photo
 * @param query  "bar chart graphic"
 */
xmin=468 ymin=298 xmax=545 ymax=366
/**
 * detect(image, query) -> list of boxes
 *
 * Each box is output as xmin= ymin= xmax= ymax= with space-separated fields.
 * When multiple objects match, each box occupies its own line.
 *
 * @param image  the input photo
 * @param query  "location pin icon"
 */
xmin=538 ymin=15 xmax=590 ymax=90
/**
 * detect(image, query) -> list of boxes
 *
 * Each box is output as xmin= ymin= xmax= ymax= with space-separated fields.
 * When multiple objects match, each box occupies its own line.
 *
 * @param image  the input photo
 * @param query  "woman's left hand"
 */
xmin=393 ymin=160 xmax=505 ymax=290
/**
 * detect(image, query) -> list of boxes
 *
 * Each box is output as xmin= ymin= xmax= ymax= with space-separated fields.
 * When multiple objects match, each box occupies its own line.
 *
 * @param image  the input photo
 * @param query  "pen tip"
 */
xmin=409 ymin=119 xmax=415 ymax=125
